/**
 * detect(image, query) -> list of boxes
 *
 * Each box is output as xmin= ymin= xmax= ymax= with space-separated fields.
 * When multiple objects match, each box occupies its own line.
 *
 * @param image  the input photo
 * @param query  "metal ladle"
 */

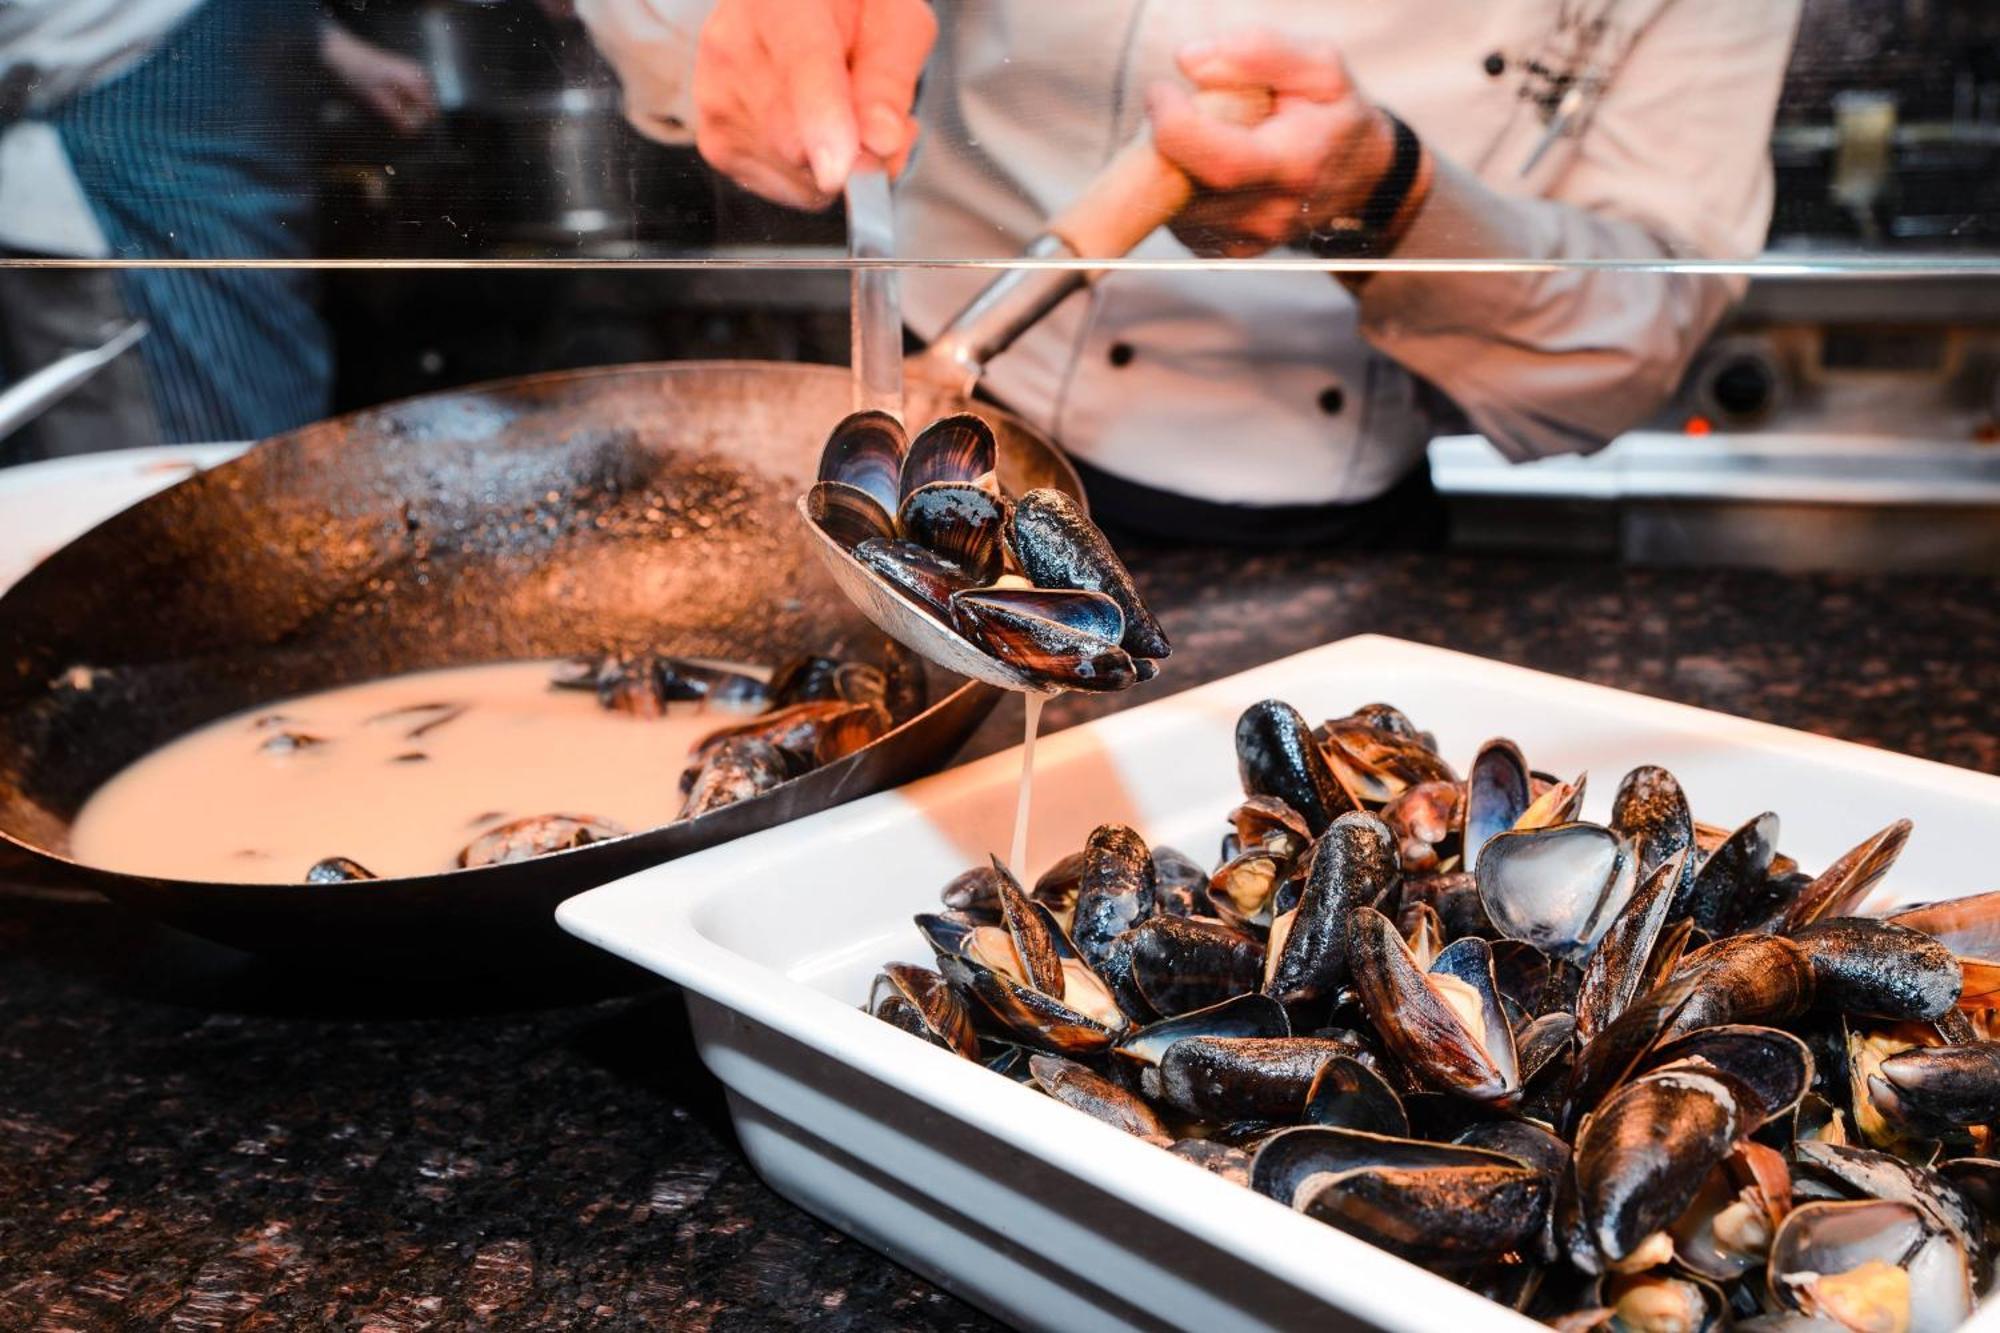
xmin=803 ymin=91 xmax=1269 ymax=693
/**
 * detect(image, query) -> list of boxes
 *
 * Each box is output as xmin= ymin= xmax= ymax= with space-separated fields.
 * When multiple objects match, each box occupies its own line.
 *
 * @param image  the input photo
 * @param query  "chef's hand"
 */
xmin=322 ymin=25 xmax=440 ymax=138
xmin=693 ymin=0 xmax=935 ymax=210
xmin=1147 ymin=30 xmax=1430 ymax=258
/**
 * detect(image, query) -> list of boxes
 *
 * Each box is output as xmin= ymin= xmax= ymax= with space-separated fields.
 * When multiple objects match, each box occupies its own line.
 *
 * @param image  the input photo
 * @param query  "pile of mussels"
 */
xmin=805 ymin=410 xmax=1169 ymax=691
xmin=305 ymin=645 xmax=926 ymax=882
xmin=867 ymin=698 xmax=2000 ymax=1331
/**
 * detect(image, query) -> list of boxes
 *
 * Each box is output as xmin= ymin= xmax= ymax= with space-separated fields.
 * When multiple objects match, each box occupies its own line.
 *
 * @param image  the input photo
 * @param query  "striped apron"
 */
xmin=51 ymin=0 xmax=331 ymax=443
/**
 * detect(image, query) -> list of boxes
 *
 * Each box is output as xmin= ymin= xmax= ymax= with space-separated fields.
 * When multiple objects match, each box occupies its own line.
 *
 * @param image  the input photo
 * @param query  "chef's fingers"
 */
xmin=749 ymin=0 xmax=860 ymax=193
xmin=1149 ymin=82 xmax=1289 ymax=192
xmin=883 ymin=112 xmax=921 ymax=176
xmin=717 ymin=139 xmax=839 ymax=211
xmin=1176 ymin=28 xmax=1351 ymax=103
xmin=698 ymin=71 xmax=837 ymax=209
xmin=1170 ymin=192 xmax=1300 ymax=257
xmin=850 ymin=0 xmax=937 ymax=161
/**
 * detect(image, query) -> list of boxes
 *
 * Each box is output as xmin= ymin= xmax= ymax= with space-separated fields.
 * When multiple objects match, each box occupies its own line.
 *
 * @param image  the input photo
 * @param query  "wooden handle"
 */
xmin=1046 ymin=87 xmax=1273 ymax=259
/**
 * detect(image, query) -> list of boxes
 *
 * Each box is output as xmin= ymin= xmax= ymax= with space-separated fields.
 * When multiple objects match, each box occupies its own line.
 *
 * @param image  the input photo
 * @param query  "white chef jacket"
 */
xmin=582 ymin=0 xmax=1800 ymax=506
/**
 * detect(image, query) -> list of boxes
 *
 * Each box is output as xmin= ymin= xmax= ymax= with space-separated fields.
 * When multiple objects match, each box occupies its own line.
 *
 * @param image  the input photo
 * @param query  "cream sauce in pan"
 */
xmin=69 ymin=660 xmax=750 ymax=884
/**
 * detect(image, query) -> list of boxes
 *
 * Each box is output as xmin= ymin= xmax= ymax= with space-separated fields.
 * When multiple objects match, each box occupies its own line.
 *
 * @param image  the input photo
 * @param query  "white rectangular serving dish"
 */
xmin=558 ymin=635 xmax=2000 ymax=1333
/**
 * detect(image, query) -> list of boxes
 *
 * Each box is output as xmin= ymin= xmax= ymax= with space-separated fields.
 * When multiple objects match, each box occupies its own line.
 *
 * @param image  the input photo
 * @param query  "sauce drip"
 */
xmin=1008 ymin=692 xmax=1045 ymax=876
xmin=69 ymin=660 xmax=752 ymax=884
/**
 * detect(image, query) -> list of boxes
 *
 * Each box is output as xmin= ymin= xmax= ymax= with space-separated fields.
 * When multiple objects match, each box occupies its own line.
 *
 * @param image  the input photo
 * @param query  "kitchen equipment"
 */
xmin=804 ymin=90 xmax=1270 ymax=695
xmin=0 ymin=362 xmax=1080 ymax=953
xmin=557 ymin=634 xmax=2000 ymax=1333
xmin=844 ymin=168 xmax=904 ymax=422
xmin=0 ymin=444 xmax=242 ymax=594
xmin=0 ymin=323 xmax=148 ymax=445
xmin=323 ymin=0 xmax=713 ymax=254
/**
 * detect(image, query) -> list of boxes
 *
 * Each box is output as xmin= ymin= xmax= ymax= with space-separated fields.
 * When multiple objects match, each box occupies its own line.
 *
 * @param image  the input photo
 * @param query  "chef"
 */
xmin=0 ymin=0 xmax=435 ymax=461
xmin=580 ymin=1 xmax=1801 ymax=546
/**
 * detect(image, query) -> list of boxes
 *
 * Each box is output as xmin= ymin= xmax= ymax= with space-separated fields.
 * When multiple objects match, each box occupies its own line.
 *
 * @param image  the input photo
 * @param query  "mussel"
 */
xmin=858 ymin=696 xmax=2000 ymax=1327
xmin=949 ymin=588 xmax=1138 ymax=692
xmin=456 ymin=813 xmax=626 ymax=868
xmin=808 ymin=412 xmax=1167 ymax=692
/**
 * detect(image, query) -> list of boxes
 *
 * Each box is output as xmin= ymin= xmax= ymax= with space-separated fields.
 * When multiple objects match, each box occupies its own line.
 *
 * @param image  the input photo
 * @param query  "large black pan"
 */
xmin=0 ymin=362 xmax=1081 ymax=953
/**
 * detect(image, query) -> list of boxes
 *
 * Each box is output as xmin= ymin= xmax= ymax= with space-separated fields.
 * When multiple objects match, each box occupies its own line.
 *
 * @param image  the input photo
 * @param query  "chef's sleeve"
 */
xmin=1357 ymin=0 xmax=1803 ymax=462
xmin=576 ymin=0 xmax=715 ymax=145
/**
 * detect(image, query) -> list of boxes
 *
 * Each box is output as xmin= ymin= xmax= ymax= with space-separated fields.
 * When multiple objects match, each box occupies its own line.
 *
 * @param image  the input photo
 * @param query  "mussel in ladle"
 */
xmin=896 ymin=483 xmax=1006 ymax=583
xmin=900 ymin=413 xmax=997 ymax=499
xmin=949 ymin=588 xmax=1137 ymax=693
xmin=817 ymin=408 xmax=907 ymax=516
xmin=1007 ymin=487 xmax=1171 ymax=661
xmin=807 ymin=411 xmax=1167 ymax=692
xmin=852 ymin=538 xmax=976 ymax=621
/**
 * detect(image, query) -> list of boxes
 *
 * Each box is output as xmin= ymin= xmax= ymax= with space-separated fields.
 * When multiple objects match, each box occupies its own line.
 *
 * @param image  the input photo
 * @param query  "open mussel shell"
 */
xmin=1475 ymin=822 xmax=1636 ymax=966
xmin=1768 ymin=1199 xmax=1972 ymax=1333
xmin=938 ymin=951 xmax=1123 ymax=1056
xmin=1232 ymin=795 xmax=1313 ymax=858
xmin=896 ymin=482 xmax=1007 ymax=584
xmin=870 ymin=962 xmax=980 ymax=1060
xmin=1609 ymin=765 xmax=1696 ymax=887
xmin=1575 ymin=1067 xmax=1745 ymax=1268
xmin=1891 ymin=891 xmax=2000 ymax=1009
xmin=900 ymin=413 xmax=997 ymax=498
xmin=1302 ymin=1055 xmax=1410 ymax=1137
xmin=457 ymin=813 xmax=626 ymax=868
xmin=1573 ymin=848 xmax=1685 ymax=1043
xmin=1792 ymin=1140 xmax=1984 ymax=1266
xmin=1114 ymin=992 xmax=1290 ymax=1066
xmin=1252 ymin=1126 xmax=1552 ymax=1262
xmin=1250 ymin=1125 xmax=1532 ymax=1207
xmin=1347 ymin=907 xmax=1520 ymax=1104
xmin=1316 ymin=717 xmax=1457 ymax=805
xmin=1646 ymin=1024 xmax=1814 ymax=1127
xmin=852 ymin=537 xmax=975 ymax=622
xmin=1781 ymin=819 xmax=1914 ymax=933
xmin=949 ymin=587 xmax=1137 ymax=693
xmin=1008 ymin=487 xmax=1171 ymax=660
xmin=1683 ymin=810 xmax=1780 ymax=934
xmin=818 ymin=409 xmax=908 ymax=517
xmin=807 ymin=480 xmax=897 ymax=551
xmin=1667 ymin=1141 xmax=1793 ymax=1283
xmin=1464 ymin=738 xmax=1532 ymax=870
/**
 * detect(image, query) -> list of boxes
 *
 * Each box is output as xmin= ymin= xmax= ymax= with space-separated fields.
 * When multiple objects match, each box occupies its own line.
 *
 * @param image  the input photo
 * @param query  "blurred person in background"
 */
xmin=0 ymin=0 xmax=436 ymax=464
xmin=582 ymin=1 xmax=1800 ymax=547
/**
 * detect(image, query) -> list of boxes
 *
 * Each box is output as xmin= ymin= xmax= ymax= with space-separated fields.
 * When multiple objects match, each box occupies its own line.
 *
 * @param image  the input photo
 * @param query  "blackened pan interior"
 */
xmin=0 ymin=362 xmax=1075 ymax=950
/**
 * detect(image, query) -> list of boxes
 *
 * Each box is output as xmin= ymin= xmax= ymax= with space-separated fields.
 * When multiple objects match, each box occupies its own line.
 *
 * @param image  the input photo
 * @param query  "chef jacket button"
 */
xmin=1318 ymin=386 xmax=1346 ymax=416
xmin=1483 ymin=51 xmax=1506 ymax=77
xmin=1107 ymin=341 xmax=1135 ymax=367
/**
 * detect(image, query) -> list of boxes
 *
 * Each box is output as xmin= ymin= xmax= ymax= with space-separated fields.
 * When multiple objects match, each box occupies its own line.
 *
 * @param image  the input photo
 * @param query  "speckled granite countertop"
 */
xmin=2 ymin=547 xmax=1995 ymax=1331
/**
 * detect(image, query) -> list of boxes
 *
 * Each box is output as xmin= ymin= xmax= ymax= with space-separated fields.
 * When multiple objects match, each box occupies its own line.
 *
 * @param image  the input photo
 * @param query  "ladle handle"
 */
xmin=845 ymin=166 xmax=905 ymax=422
xmin=920 ymin=87 xmax=1271 ymax=392
xmin=1047 ymin=87 xmax=1271 ymax=256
